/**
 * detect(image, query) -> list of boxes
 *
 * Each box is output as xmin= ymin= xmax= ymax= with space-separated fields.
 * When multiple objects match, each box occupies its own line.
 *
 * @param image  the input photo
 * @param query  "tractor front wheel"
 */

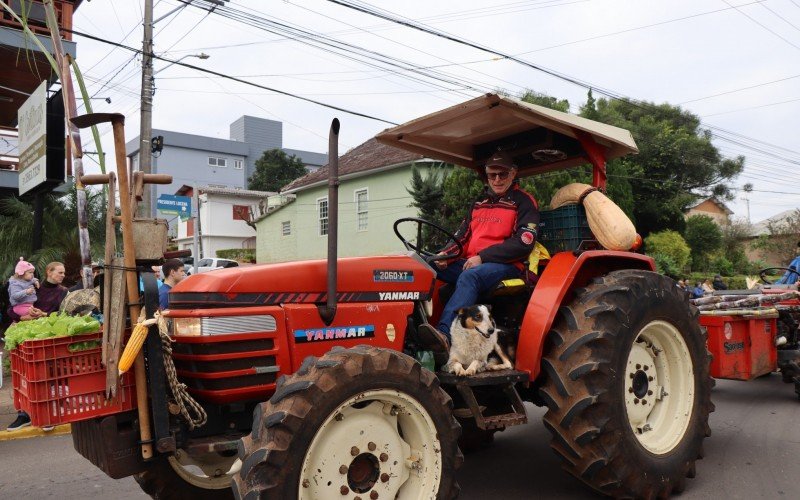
xmin=540 ymin=270 xmax=714 ymax=498
xmin=234 ymin=345 xmax=462 ymax=499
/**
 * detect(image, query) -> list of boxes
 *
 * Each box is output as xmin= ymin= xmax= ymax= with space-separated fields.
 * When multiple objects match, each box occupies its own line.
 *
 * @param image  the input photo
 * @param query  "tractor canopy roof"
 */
xmin=375 ymin=93 xmax=638 ymax=177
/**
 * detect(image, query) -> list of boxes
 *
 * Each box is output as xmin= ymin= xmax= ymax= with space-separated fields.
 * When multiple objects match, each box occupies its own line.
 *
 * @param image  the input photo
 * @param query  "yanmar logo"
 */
xmin=294 ymin=325 xmax=375 ymax=343
xmin=378 ymin=291 xmax=420 ymax=301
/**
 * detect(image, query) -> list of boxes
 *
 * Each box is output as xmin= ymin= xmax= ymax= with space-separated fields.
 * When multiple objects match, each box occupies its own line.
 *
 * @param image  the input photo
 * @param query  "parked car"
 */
xmin=180 ymin=256 xmax=194 ymax=275
xmin=191 ymin=258 xmax=239 ymax=274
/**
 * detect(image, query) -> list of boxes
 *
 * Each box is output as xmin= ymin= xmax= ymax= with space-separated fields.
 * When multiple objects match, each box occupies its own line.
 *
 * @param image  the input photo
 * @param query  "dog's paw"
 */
xmin=464 ymin=366 xmax=478 ymax=376
xmin=455 ymin=366 xmax=468 ymax=376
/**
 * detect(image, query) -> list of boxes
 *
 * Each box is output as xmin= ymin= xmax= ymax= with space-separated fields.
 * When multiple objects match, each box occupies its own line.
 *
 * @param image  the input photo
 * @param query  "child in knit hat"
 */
xmin=9 ymin=257 xmax=46 ymax=319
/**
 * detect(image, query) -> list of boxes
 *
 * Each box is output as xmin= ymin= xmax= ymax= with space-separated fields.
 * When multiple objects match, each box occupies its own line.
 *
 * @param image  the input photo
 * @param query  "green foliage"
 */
xmin=710 ymin=255 xmax=734 ymax=277
xmin=652 ymin=253 xmax=682 ymax=279
xmin=248 ymin=149 xmax=307 ymax=192
xmin=644 ymin=230 xmax=690 ymax=272
xmin=587 ymin=98 xmax=744 ymax=236
xmin=684 ymin=215 xmax=723 ymax=271
xmin=440 ymin=167 xmax=485 ymax=234
xmin=0 ymin=187 xmax=107 ymax=283
xmin=216 ymin=248 xmax=256 ymax=262
xmin=406 ymin=165 xmax=452 ymax=250
xmin=519 ymin=90 xmax=570 ymax=112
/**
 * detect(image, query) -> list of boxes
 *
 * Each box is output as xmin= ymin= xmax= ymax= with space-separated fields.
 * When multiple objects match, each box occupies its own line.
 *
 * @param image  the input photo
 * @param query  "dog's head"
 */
xmin=457 ymin=304 xmax=496 ymax=339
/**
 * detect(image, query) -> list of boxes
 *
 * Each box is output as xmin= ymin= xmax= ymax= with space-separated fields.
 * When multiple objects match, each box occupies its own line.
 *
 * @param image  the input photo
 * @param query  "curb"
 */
xmin=0 ymin=424 xmax=71 ymax=442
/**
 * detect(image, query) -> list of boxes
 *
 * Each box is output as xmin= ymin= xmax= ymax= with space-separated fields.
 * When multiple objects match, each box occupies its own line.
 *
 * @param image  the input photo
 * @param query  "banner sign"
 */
xmin=157 ymin=194 xmax=191 ymax=220
xmin=17 ymin=81 xmax=48 ymax=195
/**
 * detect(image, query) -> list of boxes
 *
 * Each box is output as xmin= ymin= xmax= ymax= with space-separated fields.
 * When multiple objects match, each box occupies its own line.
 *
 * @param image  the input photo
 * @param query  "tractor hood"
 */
xmin=168 ymin=254 xmax=436 ymax=309
xmin=375 ymin=93 xmax=638 ymax=177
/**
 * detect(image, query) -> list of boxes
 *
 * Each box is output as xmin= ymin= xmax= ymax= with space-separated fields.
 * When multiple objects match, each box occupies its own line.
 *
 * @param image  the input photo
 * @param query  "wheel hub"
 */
xmin=348 ymin=453 xmax=380 ymax=493
xmin=631 ymin=370 xmax=649 ymax=399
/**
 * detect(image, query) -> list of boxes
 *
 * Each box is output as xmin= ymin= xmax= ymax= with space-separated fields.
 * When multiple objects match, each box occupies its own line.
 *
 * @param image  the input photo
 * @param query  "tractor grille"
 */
xmin=201 ymin=315 xmax=277 ymax=334
xmin=171 ymin=320 xmax=281 ymax=404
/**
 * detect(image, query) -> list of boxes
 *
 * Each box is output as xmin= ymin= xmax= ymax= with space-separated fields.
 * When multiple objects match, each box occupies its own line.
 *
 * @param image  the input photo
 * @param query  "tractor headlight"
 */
xmin=172 ymin=317 xmax=201 ymax=337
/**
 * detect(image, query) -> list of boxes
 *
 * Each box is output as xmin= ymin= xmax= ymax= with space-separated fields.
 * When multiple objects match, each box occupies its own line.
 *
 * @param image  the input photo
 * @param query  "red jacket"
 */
xmin=445 ymin=185 xmax=539 ymax=270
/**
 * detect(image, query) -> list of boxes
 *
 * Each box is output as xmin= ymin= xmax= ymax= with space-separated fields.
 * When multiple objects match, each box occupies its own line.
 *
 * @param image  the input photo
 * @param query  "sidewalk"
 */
xmin=1 ymin=346 xmax=71 ymax=441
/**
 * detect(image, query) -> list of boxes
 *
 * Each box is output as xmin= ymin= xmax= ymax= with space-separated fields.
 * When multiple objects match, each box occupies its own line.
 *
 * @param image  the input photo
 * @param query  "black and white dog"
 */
xmin=443 ymin=304 xmax=513 ymax=376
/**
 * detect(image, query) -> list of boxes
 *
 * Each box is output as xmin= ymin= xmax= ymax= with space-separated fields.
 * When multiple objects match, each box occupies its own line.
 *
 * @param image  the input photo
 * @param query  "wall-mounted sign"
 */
xmin=157 ymin=194 xmax=192 ymax=220
xmin=17 ymin=81 xmax=48 ymax=195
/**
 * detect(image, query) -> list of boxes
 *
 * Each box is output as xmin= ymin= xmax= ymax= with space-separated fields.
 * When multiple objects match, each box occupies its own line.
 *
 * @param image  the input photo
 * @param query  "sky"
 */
xmin=67 ymin=0 xmax=800 ymax=224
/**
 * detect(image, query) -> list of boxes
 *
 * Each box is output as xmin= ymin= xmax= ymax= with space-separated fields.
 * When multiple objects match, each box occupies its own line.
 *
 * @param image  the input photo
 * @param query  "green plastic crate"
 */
xmin=538 ymin=204 xmax=595 ymax=254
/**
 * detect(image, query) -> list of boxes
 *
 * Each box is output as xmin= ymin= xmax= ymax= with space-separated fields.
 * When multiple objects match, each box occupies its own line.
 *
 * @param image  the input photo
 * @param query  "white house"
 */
xmin=174 ymin=185 xmax=275 ymax=259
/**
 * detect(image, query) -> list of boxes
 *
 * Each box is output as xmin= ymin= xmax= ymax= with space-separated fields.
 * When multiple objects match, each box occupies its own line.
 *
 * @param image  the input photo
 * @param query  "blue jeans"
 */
xmin=435 ymin=259 xmax=520 ymax=338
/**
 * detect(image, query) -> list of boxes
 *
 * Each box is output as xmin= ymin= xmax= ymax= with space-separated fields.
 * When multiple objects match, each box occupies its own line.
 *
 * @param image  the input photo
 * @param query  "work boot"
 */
xmin=417 ymin=323 xmax=450 ymax=366
xmin=7 ymin=412 xmax=31 ymax=431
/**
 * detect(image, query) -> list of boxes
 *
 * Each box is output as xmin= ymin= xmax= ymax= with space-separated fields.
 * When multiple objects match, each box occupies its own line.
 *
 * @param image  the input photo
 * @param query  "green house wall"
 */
xmin=256 ymin=162 xmax=439 ymax=263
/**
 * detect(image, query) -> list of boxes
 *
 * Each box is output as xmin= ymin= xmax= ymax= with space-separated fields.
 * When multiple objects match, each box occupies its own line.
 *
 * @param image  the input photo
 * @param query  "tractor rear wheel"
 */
xmin=233 ymin=345 xmax=462 ymax=499
xmin=540 ymin=270 xmax=714 ymax=498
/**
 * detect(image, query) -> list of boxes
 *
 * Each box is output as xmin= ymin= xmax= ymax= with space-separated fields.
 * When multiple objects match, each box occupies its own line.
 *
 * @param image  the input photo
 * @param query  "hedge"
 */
xmin=216 ymin=249 xmax=256 ymax=262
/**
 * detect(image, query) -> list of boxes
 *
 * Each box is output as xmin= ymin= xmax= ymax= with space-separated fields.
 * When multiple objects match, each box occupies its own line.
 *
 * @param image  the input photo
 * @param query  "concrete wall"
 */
xmin=256 ymin=163 xmax=433 ymax=263
xmin=175 ymin=193 xmax=260 ymax=258
xmin=229 ymin=116 xmax=282 ymax=184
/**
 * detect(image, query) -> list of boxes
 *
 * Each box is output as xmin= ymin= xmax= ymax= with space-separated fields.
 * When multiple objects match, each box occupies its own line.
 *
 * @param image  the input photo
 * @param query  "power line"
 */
xmin=720 ymin=0 xmax=800 ymax=50
xmin=66 ymin=27 xmax=398 ymax=125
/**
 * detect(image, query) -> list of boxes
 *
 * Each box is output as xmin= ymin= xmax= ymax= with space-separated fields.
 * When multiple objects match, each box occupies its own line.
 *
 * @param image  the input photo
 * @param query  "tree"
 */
xmin=684 ymin=215 xmax=723 ymax=272
xmin=644 ymin=230 xmax=691 ymax=277
xmin=720 ymin=217 xmax=754 ymax=274
xmin=587 ymin=98 xmax=744 ymax=236
xmin=0 ymin=187 xmax=107 ymax=284
xmin=406 ymin=164 xmax=450 ymax=250
xmin=247 ymin=149 xmax=307 ymax=192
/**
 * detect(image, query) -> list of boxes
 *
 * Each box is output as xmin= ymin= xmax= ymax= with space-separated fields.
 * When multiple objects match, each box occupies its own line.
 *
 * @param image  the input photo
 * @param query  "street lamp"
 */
xmin=153 ymin=52 xmax=210 ymax=75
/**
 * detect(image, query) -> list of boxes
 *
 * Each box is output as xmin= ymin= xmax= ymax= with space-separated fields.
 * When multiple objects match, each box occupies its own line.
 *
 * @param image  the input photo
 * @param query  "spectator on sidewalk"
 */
xmin=8 ymin=258 xmax=45 ymax=320
xmin=159 ymin=259 xmax=187 ymax=310
xmin=6 ymin=262 xmax=68 ymax=432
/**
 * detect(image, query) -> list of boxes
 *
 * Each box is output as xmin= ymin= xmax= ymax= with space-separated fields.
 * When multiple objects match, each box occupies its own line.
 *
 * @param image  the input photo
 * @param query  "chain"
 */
xmin=155 ymin=313 xmax=207 ymax=430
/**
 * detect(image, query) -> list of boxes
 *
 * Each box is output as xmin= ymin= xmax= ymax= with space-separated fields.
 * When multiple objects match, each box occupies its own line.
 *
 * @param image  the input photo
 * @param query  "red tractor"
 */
xmin=71 ymin=94 xmax=713 ymax=499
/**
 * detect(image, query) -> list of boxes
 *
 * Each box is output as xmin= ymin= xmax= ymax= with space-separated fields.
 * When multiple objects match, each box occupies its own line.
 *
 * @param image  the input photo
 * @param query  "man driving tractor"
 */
xmin=417 ymin=151 xmax=540 ymax=355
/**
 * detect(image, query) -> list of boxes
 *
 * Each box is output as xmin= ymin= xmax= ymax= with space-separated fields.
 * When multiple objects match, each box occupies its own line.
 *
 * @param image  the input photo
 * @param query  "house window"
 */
xmin=234 ymin=159 xmax=243 ymax=170
xmin=355 ymin=188 xmax=368 ymax=231
xmin=208 ymin=157 xmax=227 ymax=167
xmin=281 ymin=221 xmax=291 ymax=236
xmin=318 ymin=197 xmax=329 ymax=236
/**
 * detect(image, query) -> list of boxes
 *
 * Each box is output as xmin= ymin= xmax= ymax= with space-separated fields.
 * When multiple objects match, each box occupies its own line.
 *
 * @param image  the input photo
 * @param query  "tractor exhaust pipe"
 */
xmin=320 ymin=118 xmax=340 ymax=325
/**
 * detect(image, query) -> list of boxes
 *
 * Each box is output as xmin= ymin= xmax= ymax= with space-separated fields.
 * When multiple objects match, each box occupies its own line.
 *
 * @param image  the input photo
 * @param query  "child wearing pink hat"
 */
xmin=8 ymin=257 xmax=45 ymax=319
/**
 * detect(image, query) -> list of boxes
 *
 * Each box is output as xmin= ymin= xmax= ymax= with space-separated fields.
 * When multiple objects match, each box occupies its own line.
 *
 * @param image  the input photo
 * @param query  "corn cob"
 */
xmin=118 ymin=323 xmax=149 ymax=375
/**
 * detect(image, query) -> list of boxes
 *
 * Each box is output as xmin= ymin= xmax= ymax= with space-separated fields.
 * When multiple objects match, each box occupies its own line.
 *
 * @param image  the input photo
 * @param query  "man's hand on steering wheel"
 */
xmin=393 ymin=217 xmax=464 ymax=265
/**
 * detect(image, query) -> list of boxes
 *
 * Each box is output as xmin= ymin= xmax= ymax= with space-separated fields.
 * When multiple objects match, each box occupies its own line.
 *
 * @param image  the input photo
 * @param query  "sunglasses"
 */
xmin=486 ymin=171 xmax=511 ymax=180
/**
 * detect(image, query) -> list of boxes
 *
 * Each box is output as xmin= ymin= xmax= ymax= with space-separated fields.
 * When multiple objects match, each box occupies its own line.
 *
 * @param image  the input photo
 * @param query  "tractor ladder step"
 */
xmin=437 ymin=369 xmax=529 ymax=430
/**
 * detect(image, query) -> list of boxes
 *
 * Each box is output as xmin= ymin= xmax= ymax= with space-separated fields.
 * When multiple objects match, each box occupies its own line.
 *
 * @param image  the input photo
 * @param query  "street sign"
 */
xmin=157 ymin=194 xmax=191 ymax=220
xmin=17 ymin=82 xmax=48 ymax=195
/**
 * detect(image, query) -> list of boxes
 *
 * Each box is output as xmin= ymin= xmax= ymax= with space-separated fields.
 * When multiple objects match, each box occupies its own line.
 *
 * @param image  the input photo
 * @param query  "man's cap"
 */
xmin=485 ymin=151 xmax=517 ymax=170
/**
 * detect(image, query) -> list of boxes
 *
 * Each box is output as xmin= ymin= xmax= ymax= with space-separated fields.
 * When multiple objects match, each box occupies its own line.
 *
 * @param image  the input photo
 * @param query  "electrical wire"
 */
xmin=66 ymin=27 xmax=399 ymax=125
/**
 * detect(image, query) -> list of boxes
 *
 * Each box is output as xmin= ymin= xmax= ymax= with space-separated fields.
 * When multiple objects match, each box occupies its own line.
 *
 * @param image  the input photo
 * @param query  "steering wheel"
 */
xmin=393 ymin=217 xmax=464 ymax=264
xmin=759 ymin=267 xmax=800 ymax=285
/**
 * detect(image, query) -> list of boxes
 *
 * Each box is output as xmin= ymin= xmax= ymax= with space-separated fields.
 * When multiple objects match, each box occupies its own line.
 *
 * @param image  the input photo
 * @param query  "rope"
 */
xmin=155 ymin=313 xmax=207 ymax=430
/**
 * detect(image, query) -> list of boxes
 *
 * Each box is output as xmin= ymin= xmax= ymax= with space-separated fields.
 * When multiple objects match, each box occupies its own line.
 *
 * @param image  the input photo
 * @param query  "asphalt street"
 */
xmin=0 ymin=375 xmax=798 ymax=499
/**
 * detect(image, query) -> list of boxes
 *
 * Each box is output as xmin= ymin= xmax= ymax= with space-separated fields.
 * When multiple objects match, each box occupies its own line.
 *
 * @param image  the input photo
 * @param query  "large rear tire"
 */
xmin=233 ymin=345 xmax=462 ymax=499
xmin=540 ymin=270 xmax=714 ymax=498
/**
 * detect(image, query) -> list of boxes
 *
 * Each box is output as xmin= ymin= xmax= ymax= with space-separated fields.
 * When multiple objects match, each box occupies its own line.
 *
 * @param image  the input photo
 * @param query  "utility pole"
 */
xmin=138 ymin=0 xmax=154 ymax=218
